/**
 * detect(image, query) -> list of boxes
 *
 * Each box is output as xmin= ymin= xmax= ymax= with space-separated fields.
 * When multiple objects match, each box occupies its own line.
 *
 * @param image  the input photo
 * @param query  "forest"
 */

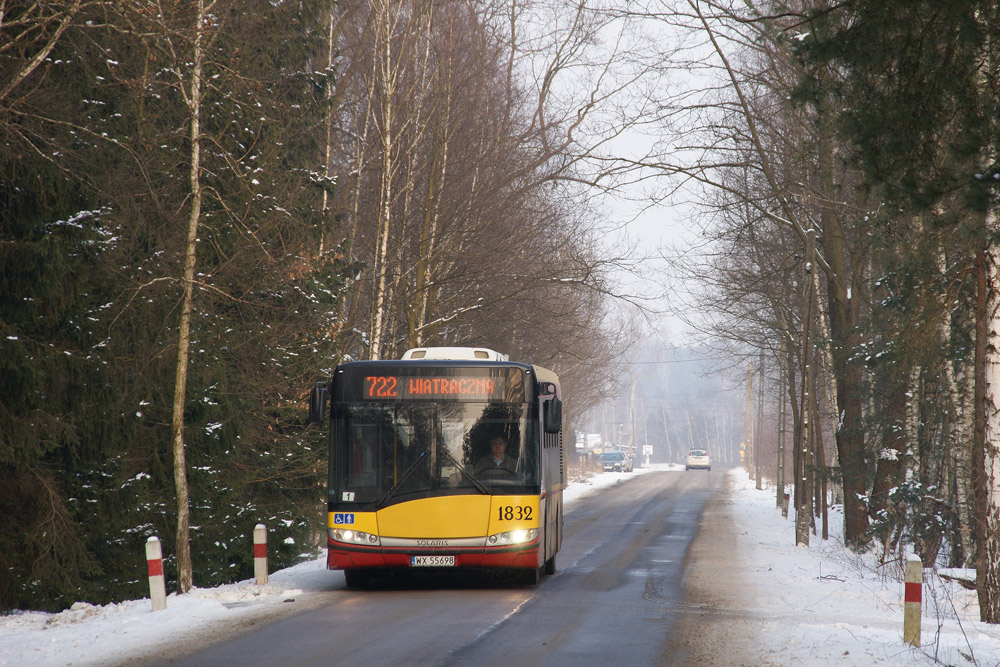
xmin=3 ymin=0 xmax=1000 ymax=626
xmin=653 ymin=0 xmax=1000 ymax=624
xmin=0 ymin=0 xmax=632 ymax=611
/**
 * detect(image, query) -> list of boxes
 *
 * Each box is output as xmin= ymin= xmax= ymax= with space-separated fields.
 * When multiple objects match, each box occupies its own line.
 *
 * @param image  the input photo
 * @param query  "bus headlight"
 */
xmin=329 ymin=528 xmax=380 ymax=546
xmin=487 ymin=528 xmax=537 ymax=545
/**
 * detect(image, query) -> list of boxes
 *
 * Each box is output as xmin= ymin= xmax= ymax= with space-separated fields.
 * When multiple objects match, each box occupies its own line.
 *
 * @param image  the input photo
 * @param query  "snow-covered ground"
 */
xmin=3 ymin=465 xmax=999 ymax=666
xmin=723 ymin=468 xmax=1000 ymax=666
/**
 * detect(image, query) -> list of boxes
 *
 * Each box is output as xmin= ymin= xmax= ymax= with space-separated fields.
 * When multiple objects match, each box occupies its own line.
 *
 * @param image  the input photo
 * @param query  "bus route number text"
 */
xmin=498 ymin=505 xmax=532 ymax=521
xmin=364 ymin=375 xmax=398 ymax=398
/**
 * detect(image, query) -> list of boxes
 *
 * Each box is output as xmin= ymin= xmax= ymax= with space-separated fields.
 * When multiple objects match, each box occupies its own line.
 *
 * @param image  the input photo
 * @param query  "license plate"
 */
xmin=411 ymin=555 xmax=455 ymax=567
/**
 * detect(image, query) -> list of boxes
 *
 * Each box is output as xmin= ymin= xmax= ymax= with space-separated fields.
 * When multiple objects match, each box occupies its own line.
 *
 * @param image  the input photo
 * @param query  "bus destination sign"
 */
xmin=363 ymin=375 xmax=506 ymax=401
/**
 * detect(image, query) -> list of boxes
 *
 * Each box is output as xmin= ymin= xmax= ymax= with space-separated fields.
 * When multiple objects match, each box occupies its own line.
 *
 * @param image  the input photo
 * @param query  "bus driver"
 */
xmin=474 ymin=435 xmax=517 ymax=474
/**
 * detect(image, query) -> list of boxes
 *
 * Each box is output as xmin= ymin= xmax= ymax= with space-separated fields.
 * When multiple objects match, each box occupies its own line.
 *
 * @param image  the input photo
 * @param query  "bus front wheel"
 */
xmin=519 ymin=565 xmax=542 ymax=585
xmin=344 ymin=569 xmax=371 ymax=589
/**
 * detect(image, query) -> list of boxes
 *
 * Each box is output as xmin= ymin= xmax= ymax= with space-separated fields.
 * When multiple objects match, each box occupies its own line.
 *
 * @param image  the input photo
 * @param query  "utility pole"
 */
xmin=610 ymin=400 xmax=618 ymax=449
xmin=640 ymin=395 xmax=649 ymax=467
xmin=601 ymin=402 xmax=608 ymax=448
xmin=628 ymin=377 xmax=637 ymax=456
xmin=756 ymin=350 xmax=765 ymax=490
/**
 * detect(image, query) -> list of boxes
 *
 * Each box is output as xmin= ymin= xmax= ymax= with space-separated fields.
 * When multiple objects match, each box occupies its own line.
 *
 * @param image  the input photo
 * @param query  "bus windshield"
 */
xmin=331 ymin=401 xmax=536 ymax=508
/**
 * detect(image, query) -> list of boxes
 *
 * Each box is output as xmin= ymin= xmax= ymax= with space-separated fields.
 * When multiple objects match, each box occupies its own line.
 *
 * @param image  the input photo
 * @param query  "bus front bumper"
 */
xmin=327 ymin=541 xmax=540 ymax=570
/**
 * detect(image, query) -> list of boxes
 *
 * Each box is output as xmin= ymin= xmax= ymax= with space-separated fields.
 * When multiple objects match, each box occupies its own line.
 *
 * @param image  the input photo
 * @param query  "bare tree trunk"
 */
xmin=825 ymin=258 xmax=868 ymax=546
xmin=978 ymin=203 xmax=1000 ymax=622
xmin=659 ymin=401 xmax=672 ymax=462
xmin=318 ymin=10 xmax=338 ymax=258
xmin=169 ymin=0 xmax=208 ymax=595
xmin=933 ymin=244 xmax=971 ymax=567
xmin=409 ymin=10 xmax=447 ymax=346
xmin=795 ymin=232 xmax=816 ymax=548
xmin=338 ymin=64 xmax=374 ymax=352
xmin=745 ymin=362 xmax=755 ymax=481
xmin=971 ymin=5 xmax=1000 ymax=622
xmin=956 ymin=364 xmax=975 ymax=565
xmin=411 ymin=99 xmax=450 ymax=346
xmin=756 ymin=351 xmax=764 ymax=489
xmin=368 ymin=5 xmax=395 ymax=361
xmin=786 ymin=335 xmax=801 ymax=521
xmin=777 ymin=341 xmax=788 ymax=514
xmin=811 ymin=362 xmax=828 ymax=541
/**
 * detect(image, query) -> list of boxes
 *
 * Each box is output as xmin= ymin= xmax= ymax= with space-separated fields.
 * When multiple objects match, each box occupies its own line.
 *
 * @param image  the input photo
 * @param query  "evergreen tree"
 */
xmin=1 ymin=0 xmax=354 ymax=610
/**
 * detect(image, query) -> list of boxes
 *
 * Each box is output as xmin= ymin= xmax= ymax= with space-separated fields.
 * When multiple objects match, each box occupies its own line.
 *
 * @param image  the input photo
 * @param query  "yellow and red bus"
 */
xmin=308 ymin=347 xmax=564 ymax=587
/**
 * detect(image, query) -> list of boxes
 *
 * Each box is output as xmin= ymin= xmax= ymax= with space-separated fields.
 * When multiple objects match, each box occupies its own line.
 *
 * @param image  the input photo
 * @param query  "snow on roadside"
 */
xmin=0 ymin=466 xmax=663 ymax=667
xmin=726 ymin=467 xmax=1000 ymax=666
xmin=4 ymin=464 xmax=1000 ymax=666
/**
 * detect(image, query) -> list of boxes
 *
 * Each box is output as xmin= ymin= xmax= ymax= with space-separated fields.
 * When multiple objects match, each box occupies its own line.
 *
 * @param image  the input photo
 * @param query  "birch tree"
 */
xmin=110 ymin=0 xmax=220 ymax=594
xmin=170 ymin=0 xmax=209 ymax=595
xmin=111 ymin=0 xmax=343 ymax=594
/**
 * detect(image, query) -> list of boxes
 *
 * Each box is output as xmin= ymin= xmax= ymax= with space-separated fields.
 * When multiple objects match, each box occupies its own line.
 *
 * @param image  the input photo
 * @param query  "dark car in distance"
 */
xmin=598 ymin=451 xmax=633 ymax=473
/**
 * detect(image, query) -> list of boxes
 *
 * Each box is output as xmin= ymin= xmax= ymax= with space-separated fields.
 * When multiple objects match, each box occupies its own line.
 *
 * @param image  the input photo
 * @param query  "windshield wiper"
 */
xmin=374 ymin=451 xmax=427 ymax=510
xmin=438 ymin=447 xmax=490 ymax=495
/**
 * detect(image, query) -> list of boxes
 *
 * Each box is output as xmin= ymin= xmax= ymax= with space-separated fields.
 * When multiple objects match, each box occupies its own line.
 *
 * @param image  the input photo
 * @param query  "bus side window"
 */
xmin=347 ymin=426 xmax=378 ymax=486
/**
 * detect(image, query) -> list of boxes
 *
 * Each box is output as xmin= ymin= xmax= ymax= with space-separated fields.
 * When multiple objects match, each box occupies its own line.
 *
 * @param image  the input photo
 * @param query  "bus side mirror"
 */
xmin=543 ymin=398 xmax=562 ymax=434
xmin=307 ymin=381 xmax=329 ymax=424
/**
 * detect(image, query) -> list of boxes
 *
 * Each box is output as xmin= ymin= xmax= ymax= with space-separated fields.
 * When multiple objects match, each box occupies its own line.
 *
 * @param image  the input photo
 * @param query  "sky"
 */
xmin=3 ymin=466 xmax=999 ymax=666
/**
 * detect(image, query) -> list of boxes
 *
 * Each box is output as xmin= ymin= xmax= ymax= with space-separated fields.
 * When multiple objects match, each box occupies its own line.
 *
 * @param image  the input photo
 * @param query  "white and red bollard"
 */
xmin=903 ymin=554 xmax=922 ymax=646
xmin=146 ymin=536 xmax=166 ymax=612
xmin=254 ymin=524 xmax=268 ymax=585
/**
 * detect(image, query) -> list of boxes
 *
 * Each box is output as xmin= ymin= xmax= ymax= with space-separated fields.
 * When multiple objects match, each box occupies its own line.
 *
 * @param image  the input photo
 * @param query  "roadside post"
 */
xmin=903 ymin=554 xmax=922 ymax=646
xmin=254 ymin=524 xmax=268 ymax=585
xmin=146 ymin=537 xmax=167 ymax=612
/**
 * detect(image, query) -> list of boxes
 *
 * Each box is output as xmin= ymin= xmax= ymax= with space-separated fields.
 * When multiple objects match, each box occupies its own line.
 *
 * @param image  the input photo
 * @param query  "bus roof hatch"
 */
xmin=401 ymin=347 xmax=509 ymax=361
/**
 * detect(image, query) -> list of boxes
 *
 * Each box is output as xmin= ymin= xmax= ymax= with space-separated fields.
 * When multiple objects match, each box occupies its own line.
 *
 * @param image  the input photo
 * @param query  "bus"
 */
xmin=307 ymin=347 xmax=564 ymax=587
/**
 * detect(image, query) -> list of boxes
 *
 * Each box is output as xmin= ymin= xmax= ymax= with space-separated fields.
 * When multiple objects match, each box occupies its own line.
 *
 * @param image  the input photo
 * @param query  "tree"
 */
xmin=0 ymin=0 xmax=129 ymax=611
xmin=171 ymin=0 xmax=209 ymax=595
xmin=329 ymin=0 xmax=646 ymax=399
xmin=114 ymin=0 xmax=354 ymax=595
xmin=1 ymin=0 xmax=351 ymax=610
xmin=640 ymin=0 xmax=874 ymax=545
xmin=0 ymin=0 xmax=93 ymax=105
xmin=804 ymin=0 xmax=1000 ymax=622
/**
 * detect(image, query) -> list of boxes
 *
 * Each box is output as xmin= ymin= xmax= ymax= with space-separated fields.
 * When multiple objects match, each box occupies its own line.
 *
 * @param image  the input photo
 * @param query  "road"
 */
xmin=164 ymin=468 xmax=732 ymax=666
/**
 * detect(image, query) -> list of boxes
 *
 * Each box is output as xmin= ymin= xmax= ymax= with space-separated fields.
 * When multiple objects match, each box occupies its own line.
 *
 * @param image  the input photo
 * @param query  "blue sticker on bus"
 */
xmin=333 ymin=513 xmax=355 ymax=525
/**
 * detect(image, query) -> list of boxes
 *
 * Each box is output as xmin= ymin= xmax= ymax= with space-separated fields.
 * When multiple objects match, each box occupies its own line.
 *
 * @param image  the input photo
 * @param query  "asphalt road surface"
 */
xmin=164 ymin=467 xmax=731 ymax=666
